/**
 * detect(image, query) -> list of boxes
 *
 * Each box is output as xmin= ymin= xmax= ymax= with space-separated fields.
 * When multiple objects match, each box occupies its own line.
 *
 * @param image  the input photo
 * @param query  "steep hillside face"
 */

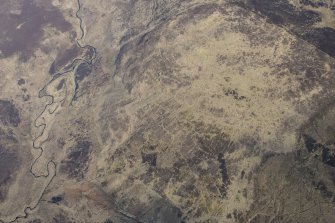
xmin=0 ymin=0 xmax=335 ymax=223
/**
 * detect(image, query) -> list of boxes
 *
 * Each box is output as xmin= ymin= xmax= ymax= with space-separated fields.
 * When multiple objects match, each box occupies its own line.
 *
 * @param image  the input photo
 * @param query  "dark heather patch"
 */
xmin=141 ymin=152 xmax=157 ymax=166
xmin=331 ymin=170 xmax=335 ymax=184
xmin=300 ymin=0 xmax=328 ymax=8
xmin=75 ymin=62 xmax=92 ymax=82
xmin=50 ymin=195 xmax=63 ymax=204
xmin=49 ymin=45 xmax=81 ymax=75
xmin=0 ymin=0 xmax=72 ymax=61
xmin=302 ymin=27 xmax=335 ymax=58
xmin=312 ymin=181 xmax=333 ymax=199
xmin=0 ymin=152 xmax=17 ymax=187
xmin=224 ymin=88 xmax=247 ymax=101
xmin=143 ymin=204 xmax=183 ymax=223
xmin=57 ymin=46 xmax=80 ymax=69
xmin=56 ymin=79 xmax=65 ymax=91
xmin=60 ymin=140 xmax=91 ymax=180
xmin=303 ymin=134 xmax=319 ymax=153
xmin=244 ymin=0 xmax=321 ymax=26
xmin=0 ymin=129 xmax=19 ymax=202
xmin=322 ymin=147 xmax=335 ymax=167
xmin=218 ymin=153 xmax=230 ymax=197
xmin=240 ymin=0 xmax=335 ymax=58
xmin=17 ymin=78 xmax=25 ymax=85
xmin=0 ymin=100 xmax=20 ymax=127
xmin=49 ymin=61 xmax=56 ymax=75
xmin=303 ymin=134 xmax=335 ymax=167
